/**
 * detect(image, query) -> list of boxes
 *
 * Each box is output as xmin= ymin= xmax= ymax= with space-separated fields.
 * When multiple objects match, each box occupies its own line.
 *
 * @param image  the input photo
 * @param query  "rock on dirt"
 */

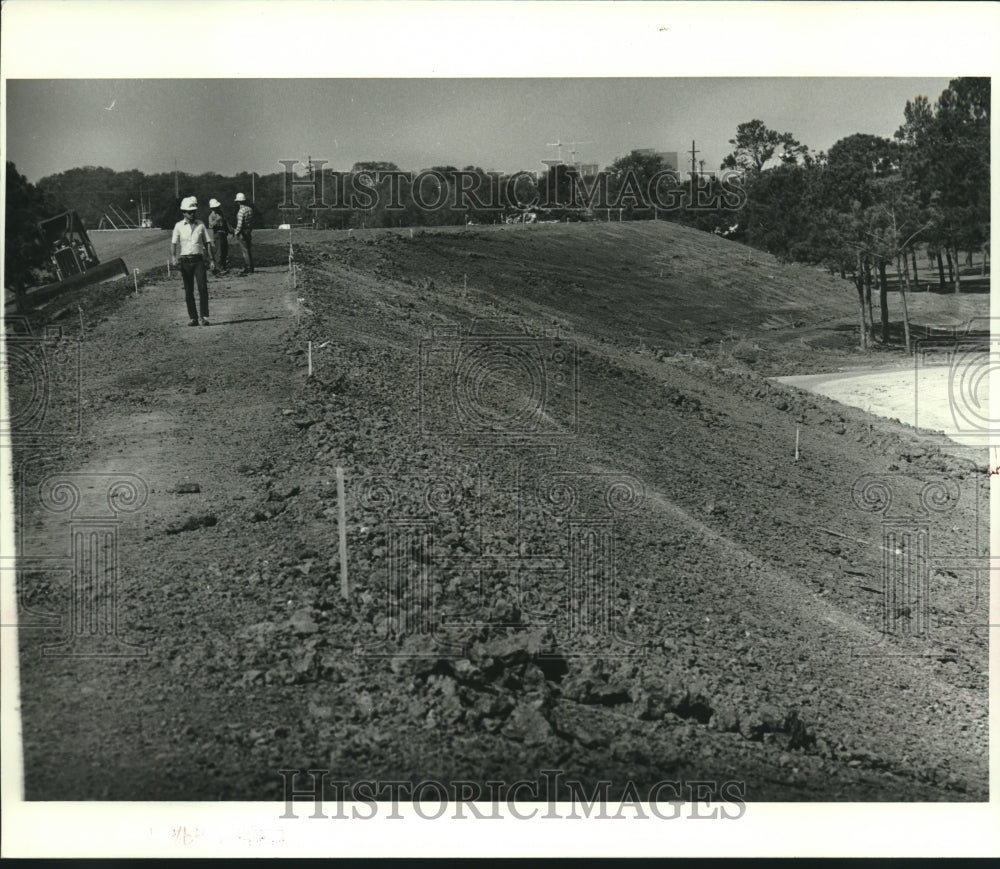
xmin=165 ymin=513 xmax=217 ymax=534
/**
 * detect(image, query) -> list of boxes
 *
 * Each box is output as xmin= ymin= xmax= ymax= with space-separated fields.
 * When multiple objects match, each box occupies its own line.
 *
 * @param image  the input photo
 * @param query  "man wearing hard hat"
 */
xmin=233 ymin=192 xmax=255 ymax=276
xmin=207 ymin=198 xmax=232 ymax=276
xmin=170 ymin=196 xmax=215 ymax=326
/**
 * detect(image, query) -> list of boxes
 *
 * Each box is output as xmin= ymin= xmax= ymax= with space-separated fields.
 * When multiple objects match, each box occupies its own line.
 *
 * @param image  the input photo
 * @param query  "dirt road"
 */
xmin=14 ymin=257 xmax=314 ymax=797
xmin=8 ymin=222 xmax=989 ymax=801
xmin=777 ymin=364 xmax=989 ymax=447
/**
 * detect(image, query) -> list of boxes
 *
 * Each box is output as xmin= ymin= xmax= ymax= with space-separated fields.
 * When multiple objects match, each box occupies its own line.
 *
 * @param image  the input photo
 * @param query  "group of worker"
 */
xmin=170 ymin=193 xmax=255 ymax=327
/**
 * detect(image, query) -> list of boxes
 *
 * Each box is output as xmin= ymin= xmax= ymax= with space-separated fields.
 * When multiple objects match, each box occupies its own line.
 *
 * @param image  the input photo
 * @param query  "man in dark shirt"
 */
xmin=208 ymin=198 xmax=232 ymax=275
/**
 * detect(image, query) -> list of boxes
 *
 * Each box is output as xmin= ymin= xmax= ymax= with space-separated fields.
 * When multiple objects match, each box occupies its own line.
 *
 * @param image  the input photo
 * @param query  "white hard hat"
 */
xmin=235 ymin=192 xmax=246 ymax=202
xmin=180 ymin=196 xmax=198 ymax=211
xmin=209 ymin=198 xmax=221 ymax=209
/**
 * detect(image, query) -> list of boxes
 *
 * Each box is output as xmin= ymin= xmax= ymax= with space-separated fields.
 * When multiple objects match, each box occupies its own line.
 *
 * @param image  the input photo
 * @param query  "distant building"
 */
xmin=538 ymin=160 xmax=600 ymax=181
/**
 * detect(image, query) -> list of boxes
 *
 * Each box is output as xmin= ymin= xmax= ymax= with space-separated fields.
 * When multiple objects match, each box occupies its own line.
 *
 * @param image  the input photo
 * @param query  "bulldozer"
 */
xmin=8 ymin=211 xmax=129 ymax=312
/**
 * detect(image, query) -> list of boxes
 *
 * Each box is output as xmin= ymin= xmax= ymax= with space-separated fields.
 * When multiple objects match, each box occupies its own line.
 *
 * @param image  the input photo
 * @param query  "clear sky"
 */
xmin=5 ymin=77 xmax=955 ymax=183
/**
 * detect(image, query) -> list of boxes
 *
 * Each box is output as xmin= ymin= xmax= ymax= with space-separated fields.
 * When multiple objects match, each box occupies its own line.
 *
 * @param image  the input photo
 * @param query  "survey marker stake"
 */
xmin=308 ymin=341 xmax=313 ymax=377
xmin=795 ymin=425 xmax=801 ymax=461
xmin=133 ymin=269 xmax=140 ymax=296
xmin=337 ymin=467 xmax=349 ymax=599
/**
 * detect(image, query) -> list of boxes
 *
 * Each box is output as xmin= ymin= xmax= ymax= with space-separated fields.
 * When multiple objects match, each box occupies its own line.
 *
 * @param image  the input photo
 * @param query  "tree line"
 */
xmin=6 ymin=78 xmax=988 ymax=341
xmin=725 ymin=78 xmax=989 ymax=349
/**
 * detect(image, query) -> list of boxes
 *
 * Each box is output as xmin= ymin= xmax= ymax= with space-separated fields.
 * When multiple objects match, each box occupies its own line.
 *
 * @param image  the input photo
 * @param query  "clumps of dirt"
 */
xmin=687 ymin=358 xmax=984 ymax=476
xmin=722 ymin=338 xmax=764 ymax=365
xmin=663 ymin=387 xmax=702 ymax=412
xmin=627 ymin=665 xmax=818 ymax=751
xmin=165 ymin=513 xmax=217 ymax=534
xmin=169 ymin=482 xmax=201 ymax=494
xmin=382 ymin=626 xmax=824 ymax=761
xmin=329 ymin=623 xmax=574 ymax=747
xmin=726 ymin=705 xmax=815 ymax=749
xmin=430 ymin=627 xmax=568 ymax=742
xmin=234 ymin=616 xmax=335 ymax=687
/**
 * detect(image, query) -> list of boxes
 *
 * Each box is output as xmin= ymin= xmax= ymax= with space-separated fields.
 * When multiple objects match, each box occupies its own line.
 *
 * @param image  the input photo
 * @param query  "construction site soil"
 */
xmin=8 ymin=221 xmax=989 ymax=802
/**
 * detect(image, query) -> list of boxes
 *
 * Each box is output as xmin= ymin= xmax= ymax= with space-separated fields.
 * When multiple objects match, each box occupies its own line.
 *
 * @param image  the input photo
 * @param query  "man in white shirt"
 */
xmin=171 ymin=196 xmax=215 ymax=326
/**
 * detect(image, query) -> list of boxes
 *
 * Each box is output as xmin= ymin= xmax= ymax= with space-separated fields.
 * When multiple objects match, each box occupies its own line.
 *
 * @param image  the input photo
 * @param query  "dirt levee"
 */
xmin=10 ymin=220 xmax=988 ymax=801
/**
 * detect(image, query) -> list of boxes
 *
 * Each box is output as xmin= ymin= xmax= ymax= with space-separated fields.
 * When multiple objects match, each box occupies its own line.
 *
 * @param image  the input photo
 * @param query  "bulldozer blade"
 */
xmin=18 ymin=258 xmax=130 ymax=309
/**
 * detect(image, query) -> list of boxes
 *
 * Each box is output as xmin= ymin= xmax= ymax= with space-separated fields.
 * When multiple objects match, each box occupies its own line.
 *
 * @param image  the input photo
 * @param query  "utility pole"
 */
xmin=174 ymin=158 xmax=179 ymax=199
xmin=568 ymin=140 xmax=593 ymax=167
xmin=689 ymin=140 xmax=700 ymax=179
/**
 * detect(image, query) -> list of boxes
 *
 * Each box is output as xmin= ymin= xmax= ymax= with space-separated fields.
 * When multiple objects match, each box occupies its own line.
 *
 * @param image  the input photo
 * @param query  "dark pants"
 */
xmin=212 ymin=232 xmax=229 ymax=271
xmin=237 ymin=232 xmax=254 ymax=272
xmin=179 ymin=257 xmax=209 ymax=320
